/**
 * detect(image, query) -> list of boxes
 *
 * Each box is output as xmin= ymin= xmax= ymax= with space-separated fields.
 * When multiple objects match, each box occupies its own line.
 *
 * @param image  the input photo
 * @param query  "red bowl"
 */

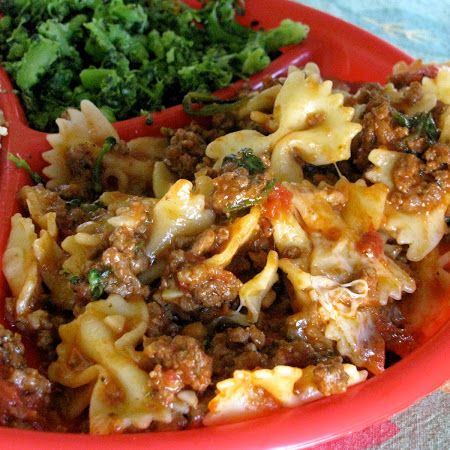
xmin=1 ymin=1 xmax=449 ymax=448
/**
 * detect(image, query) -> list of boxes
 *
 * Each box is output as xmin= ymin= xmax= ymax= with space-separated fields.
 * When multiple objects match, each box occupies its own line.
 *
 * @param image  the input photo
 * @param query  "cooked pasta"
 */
xmin=2 ymin=61 xmax=450 ymax=433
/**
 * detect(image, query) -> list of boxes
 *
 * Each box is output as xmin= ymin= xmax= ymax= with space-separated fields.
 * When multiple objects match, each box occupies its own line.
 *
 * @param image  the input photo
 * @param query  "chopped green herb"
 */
xmin=145 ymin=114 xmax=154 ymax=125
xmin=81 ymin=201 xmax=105 ymax=213
xmin=223 ymin=148 xmax=266 ymax=175
xmin=7 ymin=153 xmax=43 ymax=184
xmin=93 ymin=136 xmax=117 ymax=194
xmin=414 ymin=112 xmax=439 ymax=143
xmin=262 ymin=178 xmax=276 ymax=194
xmin=182 ymin=92 xmax=247 ymax=116
xmin=224 ymin=179 xmax=275 ymax=213
xmin=60 ymin=269 xmax=80 ymax=285
xmin=224 ymin=197 xmax=262 ymax=213
xmin=65 ymin=198 xmax=82 ymax=209
xmin=87 ymin=268 xmax=110 ymax=299
xmin=392 ymin=110 xmax=439 ymax=144
xmin=66 ymin=199 xmax=105 ymax=212
xmin=391 ymin=109 xmax=412 ymax=128
xmin=69 ymin=275 xmax=80 ymax=284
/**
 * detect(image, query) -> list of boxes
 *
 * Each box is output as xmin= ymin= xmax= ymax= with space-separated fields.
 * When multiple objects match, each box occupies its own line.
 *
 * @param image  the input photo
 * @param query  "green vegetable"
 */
xmin=65 ymin=198 xmax=82 ymax=209
xmin=263 ymin=19 xmax=309 ymax=53
xmin=80 ymin=68 xmax=116 ymax=90
xmin=392 ymin=110 xmax=440 ymax=143
xmin=0 ymin=0 xmax=309 ymax=131
xmin=224 ymin=197 xmax=262 ymax=213
xmin=7 ymin=153 xmax=43 ymax=184
xmin=223 ymin=148 xmax=266 ymax=174
xmin=145 ymin=114 xmax=154 ymax=125
xmin=183 ymin=92 xmax=247 ymax=116
xmin=93 ymin=136 xmax=117 ymax=194
xmin=65 ymin=198 xmax=105 ymax=212
xmin=224 ymin=179 xmax=275 ymax=213
xmin=60 ymin=269 xmax=80 ymax=284
xmin=87 ymin=268 xmax=110 ymax=299
xmin=16 ymin=39 xmax=60 ymax=90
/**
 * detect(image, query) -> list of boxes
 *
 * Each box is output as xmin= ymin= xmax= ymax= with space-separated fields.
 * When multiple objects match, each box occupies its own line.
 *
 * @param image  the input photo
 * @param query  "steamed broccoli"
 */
xmin=0 ymin=0 xmax=309 ymax=131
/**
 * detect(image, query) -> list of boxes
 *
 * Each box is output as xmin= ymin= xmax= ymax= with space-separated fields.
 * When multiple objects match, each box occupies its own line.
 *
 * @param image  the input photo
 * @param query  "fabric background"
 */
xmin=290 ymin=1 xmax=450 ymax=448
xmin=296 ymin=0 xmax=450 ymax=62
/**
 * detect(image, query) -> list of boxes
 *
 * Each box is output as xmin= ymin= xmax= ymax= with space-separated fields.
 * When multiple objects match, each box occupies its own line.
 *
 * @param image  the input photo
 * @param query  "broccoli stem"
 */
xmin=80 ymin=68 xmax=116 ymax=90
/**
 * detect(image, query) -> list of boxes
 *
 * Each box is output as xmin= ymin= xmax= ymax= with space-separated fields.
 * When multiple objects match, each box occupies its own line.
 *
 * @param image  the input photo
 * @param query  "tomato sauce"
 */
xmin=262 ymin=184 xmax=293 ymax=219
xmin=356 ymin=230 xmax=384 ymax=258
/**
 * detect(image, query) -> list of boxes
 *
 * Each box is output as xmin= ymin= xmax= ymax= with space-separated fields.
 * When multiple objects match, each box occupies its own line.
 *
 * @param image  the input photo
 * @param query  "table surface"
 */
xmin=293 ymin=1 xmax=450 ymax=449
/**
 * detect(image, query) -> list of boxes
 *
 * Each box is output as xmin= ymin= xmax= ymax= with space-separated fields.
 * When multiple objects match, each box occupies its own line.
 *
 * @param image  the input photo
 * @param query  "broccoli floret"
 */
xmin=263 ymin=19 xmax=310 ymax=53
xmin=0 ymin=0 xmax=309 ymax=131
xmin=16 ymin=38 xmax=60 ymax=90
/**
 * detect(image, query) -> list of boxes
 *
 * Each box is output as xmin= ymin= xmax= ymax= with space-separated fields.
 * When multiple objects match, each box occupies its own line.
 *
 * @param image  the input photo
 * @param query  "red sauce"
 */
xmin=356 ymin=230 xmax=384 ymax=258
xmin=262 ymin=184 xmax=293 ymax=219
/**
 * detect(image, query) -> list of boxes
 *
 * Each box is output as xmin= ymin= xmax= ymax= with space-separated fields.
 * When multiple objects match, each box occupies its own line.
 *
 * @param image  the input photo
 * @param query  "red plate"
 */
xmin=0 ymin=0 xmax=449 ymax=448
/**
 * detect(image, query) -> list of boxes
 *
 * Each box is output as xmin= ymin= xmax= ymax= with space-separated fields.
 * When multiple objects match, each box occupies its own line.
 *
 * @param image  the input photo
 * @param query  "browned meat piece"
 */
xmin=0 ymin=325 xmax=51 ymax=429
xmin=211 ymin=167 xmax=269 ymax=214
xmin=102 ymin=226 xmax=150 ymax=298
xmin=226 ymin=325 xmax=266 ymax=347
xmin=353 ymin=100 xmax=409 ymax=171
xmin=176 ymin=264 xmax=242 ymax=310
xmin=392 ymin=81 xmax=424 ymax=111
xmin=144 ymin=335 xmax=212 ymax=393
xmin=311 ymin=358 xmax=349 ymax=396
xmin=389 ymin=62 xmax=439 ymax=88
xmin=0 ymin=326 xmax=26 ymax=371
xmin=190 ymin=227 xmax=230 ymax=257
xmin=208 ymin=327 xmax=268 ymax=379
xmin=390 ymin=144 xmax=450 ymax=212
xmin=163 ymin=123 xmax=219 ymax=179
xmin=147 ymin=302 xmax=179 ymax=337
xmin=54 ymin=143 xmax=97 ymax=200
xmin=270 ymin=339 xmax=319 ymax=368
xmin=375 ymin=305 xmax=415 ymax=357
xmin=20 ymin=184 xmax=107 ymax=239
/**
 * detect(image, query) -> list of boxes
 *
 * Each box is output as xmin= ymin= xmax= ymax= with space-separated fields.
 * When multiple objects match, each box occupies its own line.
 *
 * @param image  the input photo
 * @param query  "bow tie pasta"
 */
xmin=3 ymin=60 xmax=450 ymax=433
xmin=206 ymin=64 xmax=361 ymax=181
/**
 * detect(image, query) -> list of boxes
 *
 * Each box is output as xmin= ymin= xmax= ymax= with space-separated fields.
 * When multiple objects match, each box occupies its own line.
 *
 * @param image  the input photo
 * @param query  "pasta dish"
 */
xmin=1 ymin=61 xmax=450 ymax=433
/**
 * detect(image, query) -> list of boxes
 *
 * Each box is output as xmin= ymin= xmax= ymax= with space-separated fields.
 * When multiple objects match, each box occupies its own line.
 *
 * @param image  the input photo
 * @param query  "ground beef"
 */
xmin=0 ymin=326 xmax=26 ymax=371
xmin=54 ymin=143 xmax=97 ymax=200
xmin=311 ymin=358 xmax=349 ymax=396
xmin=352 ymin=99 xmax=409 ymax=171
xmin=176 ymin=264 xmax=242 ymax=310
xmin=11 ymin=309 xmax=65 ymax=358
xmin=144 ymin=335 xmax=212 ymax=393
xmin=391 ymin=81 xmax=424 ymax=111
xmin=208 ymin=326 xmax=269 ymax=379
xmin=374 ymin=305 xmax=415 ymax=357
xmin=190 ymin=227 xmax=230 ymax=257
xmin=0 ymin=325 xmax=51 ymax=429
xmin=20 ymin=185 xmax=107 ymax=239
xmin=102 ymin=226 xmax=150 ymax=298
xmin=210 ymin=167 xmax=269 ymax=214
xmin=270 ymin=339 xmax=320 ymax=368
xmin=389 ymin=143 xmax=450 ymax=212
xmin=147 ymin=302 xmax=179 ymax=337
xmin=389 ymin=63 xmax=439 ymax=88
xmin=163 ymin=123 xmax=219 ymax=179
